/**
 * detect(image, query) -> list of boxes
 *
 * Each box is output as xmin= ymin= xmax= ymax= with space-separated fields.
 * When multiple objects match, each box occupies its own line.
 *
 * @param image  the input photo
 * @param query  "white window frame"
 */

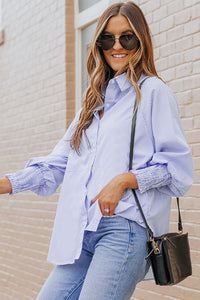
xmin=0 ymin=0 xmax=4 ymax=45
xmin=74 ymin=0 xmax=110 ymax=111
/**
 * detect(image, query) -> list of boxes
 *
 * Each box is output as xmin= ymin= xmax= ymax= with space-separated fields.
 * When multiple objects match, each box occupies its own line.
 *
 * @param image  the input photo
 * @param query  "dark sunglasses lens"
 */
xmin=98 ymin=35 xmax=115 ymax=50
xmin=119 ymin=34 xmax=139 ymax=50
xmin=98 ymin=34 xmax=139 ymax=50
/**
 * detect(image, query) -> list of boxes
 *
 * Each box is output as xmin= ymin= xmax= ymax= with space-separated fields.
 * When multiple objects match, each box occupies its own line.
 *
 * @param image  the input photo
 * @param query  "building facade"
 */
xmin=0 ymin=0 xmax=199 ymax=299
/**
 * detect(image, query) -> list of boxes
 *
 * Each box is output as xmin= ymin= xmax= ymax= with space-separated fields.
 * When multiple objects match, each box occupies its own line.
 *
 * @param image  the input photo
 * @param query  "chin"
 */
xmin=112 ymin=65 xmax=127 ymax=75
xmin=112 ymin=66 xmax=124 ymax=72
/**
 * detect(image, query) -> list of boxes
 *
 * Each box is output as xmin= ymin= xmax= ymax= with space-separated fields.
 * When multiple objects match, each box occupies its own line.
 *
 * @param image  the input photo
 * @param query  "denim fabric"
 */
xmin=36 ymin=216 xmax=150 ymax=300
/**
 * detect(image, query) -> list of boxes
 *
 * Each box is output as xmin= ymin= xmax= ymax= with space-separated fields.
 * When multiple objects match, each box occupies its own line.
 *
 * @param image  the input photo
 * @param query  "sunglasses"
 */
xmin=97 ymin=32 xmax=139 ymax=51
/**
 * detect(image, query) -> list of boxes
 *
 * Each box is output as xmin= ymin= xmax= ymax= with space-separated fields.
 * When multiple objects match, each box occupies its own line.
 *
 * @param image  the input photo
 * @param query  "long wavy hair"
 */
xmin=71 ymin=1 xmax=159 ymax=152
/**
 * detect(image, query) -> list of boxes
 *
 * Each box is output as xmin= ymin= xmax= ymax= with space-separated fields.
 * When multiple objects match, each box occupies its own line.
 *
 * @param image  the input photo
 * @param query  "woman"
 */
xmin=0 ymin=2 xmax=193 ymax=299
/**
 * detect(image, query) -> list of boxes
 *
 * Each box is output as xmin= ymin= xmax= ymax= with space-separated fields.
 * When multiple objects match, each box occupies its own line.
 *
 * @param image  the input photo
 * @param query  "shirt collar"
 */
xmin=113 ymin=73 xmax=132 ymax=92
xmin=112 ymin=72 xmax=147 ymax=92
xmin=137 ymin=72 xmax=147 ymax=86
xmin=93 ymin=72 xmax=148 ymax=116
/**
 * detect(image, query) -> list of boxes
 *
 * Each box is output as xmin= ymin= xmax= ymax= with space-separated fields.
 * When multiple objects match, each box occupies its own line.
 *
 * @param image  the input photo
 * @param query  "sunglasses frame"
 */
xmin=97 ymin=31 xmax=139 ymax=51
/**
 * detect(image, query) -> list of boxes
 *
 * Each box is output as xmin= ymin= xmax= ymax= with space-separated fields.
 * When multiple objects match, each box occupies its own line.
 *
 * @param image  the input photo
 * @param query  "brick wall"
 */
xmin=0 ymin=0 xmax=67 ymax=299
xmin=129 ymin=0 xmax=200 ymax=299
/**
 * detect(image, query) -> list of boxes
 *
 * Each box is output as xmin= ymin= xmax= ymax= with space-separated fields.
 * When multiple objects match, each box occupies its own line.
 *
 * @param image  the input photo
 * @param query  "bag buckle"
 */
xmin=150 ymin=237 xmax=160 ymax=254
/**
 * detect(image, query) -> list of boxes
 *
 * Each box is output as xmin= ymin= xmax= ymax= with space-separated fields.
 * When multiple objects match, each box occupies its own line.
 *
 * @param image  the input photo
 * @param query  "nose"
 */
xmin=113 ymin=36 xmax=122 ymax=50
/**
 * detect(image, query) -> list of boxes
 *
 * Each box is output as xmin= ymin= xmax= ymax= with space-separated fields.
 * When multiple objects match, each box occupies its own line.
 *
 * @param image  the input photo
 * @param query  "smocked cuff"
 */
xmin=131 ymin=164 xmax=172 ymax=194
xmin=5 ymin=166 xmax=44 ymax=195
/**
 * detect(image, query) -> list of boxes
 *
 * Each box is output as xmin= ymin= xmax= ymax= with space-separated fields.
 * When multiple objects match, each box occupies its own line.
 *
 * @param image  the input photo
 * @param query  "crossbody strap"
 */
xmin=129 ymin=77 xmax=183 ymax=238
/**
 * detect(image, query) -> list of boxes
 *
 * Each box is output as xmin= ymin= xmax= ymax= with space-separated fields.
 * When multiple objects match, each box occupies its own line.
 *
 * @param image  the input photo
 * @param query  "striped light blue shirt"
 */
xmin=6 ymin=73 xmax=193 ymax=265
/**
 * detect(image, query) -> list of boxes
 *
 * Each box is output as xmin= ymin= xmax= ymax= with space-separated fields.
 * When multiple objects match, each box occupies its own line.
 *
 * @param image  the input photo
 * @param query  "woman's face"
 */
xmin=102 ymin=15 xmax=138 ymax=74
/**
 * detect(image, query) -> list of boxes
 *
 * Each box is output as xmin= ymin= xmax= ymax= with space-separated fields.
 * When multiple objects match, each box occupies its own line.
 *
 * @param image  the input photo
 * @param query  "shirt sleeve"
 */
xmin=131 ymin=164 xmax=172 ymax=194
xmin=131 ymin=80 xmax=193 ymax=196
xmin=6 ymin=109 xmax=82 ymax=196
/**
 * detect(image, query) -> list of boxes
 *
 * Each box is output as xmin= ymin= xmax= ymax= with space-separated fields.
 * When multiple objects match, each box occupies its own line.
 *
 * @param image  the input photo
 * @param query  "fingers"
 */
xmin=91 ymin=198 xmax=97 ymax=204
xmin=99 ymin=201 xmax=115 ymax=216
xmin=91 ymin=195 xmax=117 ymax=216
xmin=103 ymin=207 xmax=111 ymax=216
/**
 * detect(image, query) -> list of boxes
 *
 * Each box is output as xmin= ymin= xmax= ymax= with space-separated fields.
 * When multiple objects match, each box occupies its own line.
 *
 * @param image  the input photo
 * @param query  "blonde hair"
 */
xmin=71 ymin=1 xmax=159 ymax=152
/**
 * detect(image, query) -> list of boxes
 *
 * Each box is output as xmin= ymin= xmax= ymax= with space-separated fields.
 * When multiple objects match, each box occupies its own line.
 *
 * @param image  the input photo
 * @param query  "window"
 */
xmin=0 ymin=0 xmax=4 ymax=45
xmin=79 ymin=0 xmax=101 ymax=12
xmin=81 ymin=22 xmax=97 ymax=95
xmin=74 ymin=0 xmax=110 ymax=110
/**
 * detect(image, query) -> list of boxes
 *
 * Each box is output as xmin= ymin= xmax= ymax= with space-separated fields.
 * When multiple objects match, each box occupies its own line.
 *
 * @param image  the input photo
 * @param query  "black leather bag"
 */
xmin=129 ymin=77 xmax=192 ymax=285
xmin=147 ymin=229 xmax=192 ymax=285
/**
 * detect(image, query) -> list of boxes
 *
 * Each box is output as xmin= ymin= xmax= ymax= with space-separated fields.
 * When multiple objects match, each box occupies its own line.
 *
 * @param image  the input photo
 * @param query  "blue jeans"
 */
xmin=36 ymin=216 xmax=150 ymax=300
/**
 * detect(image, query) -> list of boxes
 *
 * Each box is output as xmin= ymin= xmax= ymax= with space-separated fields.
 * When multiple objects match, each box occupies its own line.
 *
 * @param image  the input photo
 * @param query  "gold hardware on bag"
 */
xmin=150 ymin=237 xmax=160 ymax=254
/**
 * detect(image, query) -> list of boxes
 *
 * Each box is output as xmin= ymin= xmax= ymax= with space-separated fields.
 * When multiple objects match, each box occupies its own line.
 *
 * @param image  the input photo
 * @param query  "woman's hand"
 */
xmin=0 ymin=178 xmax=12 ymax=194
xmin=91 ymin=172 xmax=138 ymax=216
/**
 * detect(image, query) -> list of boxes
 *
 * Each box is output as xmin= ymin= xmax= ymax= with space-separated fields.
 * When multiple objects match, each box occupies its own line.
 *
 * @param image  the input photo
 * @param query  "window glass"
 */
xmin=79 ymin=0 xmax=100 ymax=12
xmin=81 ymin=22 xmax=97 ymax=95
xmin=75 ymin=0 xmax=108 ymax=109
